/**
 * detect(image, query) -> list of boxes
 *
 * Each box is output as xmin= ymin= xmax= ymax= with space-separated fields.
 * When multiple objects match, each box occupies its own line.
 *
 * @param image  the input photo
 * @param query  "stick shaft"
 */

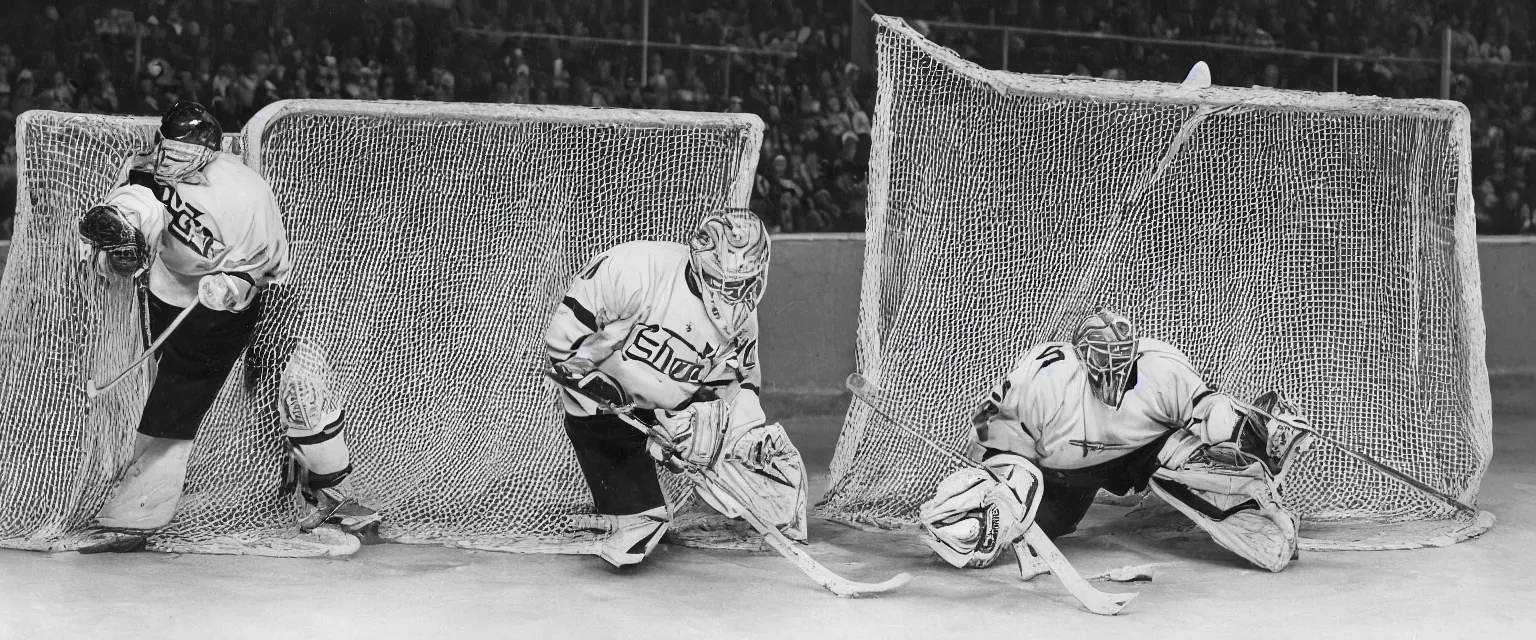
xmin=86 ymin=301 xmax=197 ymax=397
xmin=1228 ymin=397 xmax=1478 ymax=515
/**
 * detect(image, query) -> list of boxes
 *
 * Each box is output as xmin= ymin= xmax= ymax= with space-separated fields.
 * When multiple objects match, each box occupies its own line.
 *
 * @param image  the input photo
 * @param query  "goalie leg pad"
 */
xmin=919 ymin=453 xmax=1044 ymax=569
xmin=278 ymin=343 xmax=353 ymax=490
xmin=137 ymin=293 xmax=261 ymax=440
xmin=694 ymin=421 xmax=810 ymax=542
xmin=564 ymin=412 xmax=668 ymax=515
xmin=1149 ymin=454 xmax=1301 ymax=573
xmin=96 ymin=436 xmax=195 ymax=531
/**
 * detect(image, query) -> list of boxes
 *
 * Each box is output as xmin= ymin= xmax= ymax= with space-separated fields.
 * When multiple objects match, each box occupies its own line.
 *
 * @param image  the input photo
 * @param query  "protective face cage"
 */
xmin=153 ymin=137 xmax=218 ymax=184
xmin=699 ymin=271 xmax=765 ymax=306
xmin=1073 ymin=309 xmax=1139 ymax=408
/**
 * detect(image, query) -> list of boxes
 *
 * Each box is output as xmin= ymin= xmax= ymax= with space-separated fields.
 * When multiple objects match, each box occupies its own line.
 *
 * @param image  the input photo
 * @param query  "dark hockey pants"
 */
xmin=564 ymin=411 xmax=667 ymax=516
xmin=1002 ymin=429 xmax=1180 ymax=540
xmin=136 ymin=291 xmax=262 ymax=441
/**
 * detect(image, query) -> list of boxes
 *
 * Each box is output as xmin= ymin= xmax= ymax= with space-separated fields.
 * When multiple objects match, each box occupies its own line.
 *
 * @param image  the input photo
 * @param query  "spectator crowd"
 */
xmin=0 ymin=0 xmax=1532 ymax=238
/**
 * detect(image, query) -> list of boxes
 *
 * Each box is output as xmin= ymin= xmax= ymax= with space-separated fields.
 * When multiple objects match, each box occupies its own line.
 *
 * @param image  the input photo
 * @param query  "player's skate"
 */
xmin=76 ymin=527 xmax=155 ymax=554
xmin=569 ymin=506 xmax=672 ymax=568
xmin=299 ymin=479 xmax=385 ymax=545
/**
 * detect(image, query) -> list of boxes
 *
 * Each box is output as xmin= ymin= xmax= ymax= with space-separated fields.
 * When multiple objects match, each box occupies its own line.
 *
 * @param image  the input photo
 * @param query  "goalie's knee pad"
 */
xmin=1151 ymin=452 xmax=1301 ymax=573
xmin=278 ymin=342 xmax=353 ymax=491
xmin=96 ymin=437 xmax=195 ymax=531
xmin=695 ymin=420 xmax=810 ymax=542
xmin=919 ymin=453 xmax=1044 ymax=569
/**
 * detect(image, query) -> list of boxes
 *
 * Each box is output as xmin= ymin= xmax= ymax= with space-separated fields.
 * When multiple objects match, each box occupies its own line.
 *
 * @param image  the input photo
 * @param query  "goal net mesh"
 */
xmin=0 ymin=102 xmax=761 ymax=555
xmin=814 ymin=17 xmax=1494 ymax=551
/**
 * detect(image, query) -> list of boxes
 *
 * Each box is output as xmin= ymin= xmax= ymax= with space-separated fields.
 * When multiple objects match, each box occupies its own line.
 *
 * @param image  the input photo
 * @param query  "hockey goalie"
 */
xmin=544 ymin=209 xmax=810 ymax=568
xmin=919 ymin=308 xmax=1316 ymax=574
xmin=73 ymin=101 xmax=375 ymax=553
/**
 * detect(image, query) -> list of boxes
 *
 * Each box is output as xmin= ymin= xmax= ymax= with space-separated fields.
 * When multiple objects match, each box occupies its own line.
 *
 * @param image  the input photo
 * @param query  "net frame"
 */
xmin=0 ymin=100 xmax=763 ymax=556
xmin=814 ymin=16 xmax=1494 ymax=551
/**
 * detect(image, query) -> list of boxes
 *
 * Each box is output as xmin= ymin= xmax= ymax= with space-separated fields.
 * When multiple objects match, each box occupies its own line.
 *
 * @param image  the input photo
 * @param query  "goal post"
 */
xmin=813 ymin=16 xmax=1494 ymax=551
xmin=0 ymin=100 xmax=763 ymax=555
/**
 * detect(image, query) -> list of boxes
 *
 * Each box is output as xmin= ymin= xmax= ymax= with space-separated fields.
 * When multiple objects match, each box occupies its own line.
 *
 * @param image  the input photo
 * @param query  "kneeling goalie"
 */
xmin=544 ymin=209 xmax=809 ymax=567
xmin=919 ymin=308 xmax=1316 ymax=574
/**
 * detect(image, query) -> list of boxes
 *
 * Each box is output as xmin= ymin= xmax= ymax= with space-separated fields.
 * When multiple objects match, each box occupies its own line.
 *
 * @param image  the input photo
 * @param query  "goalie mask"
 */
xmin=689 ymin=209 xmax=770 ymax=338
xmin=1073 ymin=308 xmax=1140 ymax=409
xmin=153 ymin=101 xmax=222 ymax=184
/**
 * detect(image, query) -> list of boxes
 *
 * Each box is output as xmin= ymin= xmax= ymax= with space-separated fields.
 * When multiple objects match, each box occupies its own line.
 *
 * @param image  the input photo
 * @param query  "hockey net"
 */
xmin=0 ymin=102 xmax=762 ymax=555
xmin=814 ymin=17 xmax=1495 ymax=551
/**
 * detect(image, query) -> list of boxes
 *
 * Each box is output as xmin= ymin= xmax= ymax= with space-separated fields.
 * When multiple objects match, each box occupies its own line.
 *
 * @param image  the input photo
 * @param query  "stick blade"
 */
xmin=829 ymin=571 xmax=914 ymax=598
xmin=1082 ymin=590 xmax=1138 ymax=616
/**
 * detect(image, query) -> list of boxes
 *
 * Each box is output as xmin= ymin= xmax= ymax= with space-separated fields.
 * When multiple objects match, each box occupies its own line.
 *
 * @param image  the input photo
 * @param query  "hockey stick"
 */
xmin=85 ymin=301 xmax=198 ymax=398
xmin=845 ymin=373 xmax=1137 ymax=616
xmin=1227 ymin=397 xmax=1479 ymax=517
xmin=548 ymin=373 xmax=914 ymax=598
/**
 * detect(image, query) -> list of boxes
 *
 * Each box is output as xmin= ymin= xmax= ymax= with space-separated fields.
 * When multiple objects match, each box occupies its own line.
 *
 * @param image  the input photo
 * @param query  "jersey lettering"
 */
xmin=129 ymin=170 xmax=227 ymax=258
xmin=624 ymin=323 xmax=713 ymax=384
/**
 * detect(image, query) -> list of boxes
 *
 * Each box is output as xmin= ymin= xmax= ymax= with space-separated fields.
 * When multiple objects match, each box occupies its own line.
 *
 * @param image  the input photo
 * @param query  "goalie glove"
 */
xmin=198 ymin=273 xmax=256 ymax=312
xmin=919 ymin=453 xmax=1044 ymax=569
xmin=549 ymin=358 xmax=632 ymax=409
xmin=77 ymin=204 xmax=149 ymax=278
xmin=1230 ymin=391 xmax=1317 ymax=483
xmin=652 ymin=391 xmax=810 ymax=542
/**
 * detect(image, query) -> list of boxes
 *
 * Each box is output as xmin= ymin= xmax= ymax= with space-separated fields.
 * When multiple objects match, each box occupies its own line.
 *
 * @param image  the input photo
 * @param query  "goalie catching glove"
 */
xmin=1230 ymin=391 xmax=1317 ymax=484
xmin=78 ymin=204 xmax=150 ymax=278
xmin=649 ymin=391 xmax=809 ymax=542
xmin=920 ymin=453 xmax=1044 ymax=569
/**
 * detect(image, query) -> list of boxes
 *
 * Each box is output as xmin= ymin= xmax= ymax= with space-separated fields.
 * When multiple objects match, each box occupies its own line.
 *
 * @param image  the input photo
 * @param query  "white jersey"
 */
xmin=545 ymin=240 xmax=762 ymax=417
xmin=971 ymin=338 xmax=1243 ymax=471
xmin=99 ymin=151 xmax=292 ymax=307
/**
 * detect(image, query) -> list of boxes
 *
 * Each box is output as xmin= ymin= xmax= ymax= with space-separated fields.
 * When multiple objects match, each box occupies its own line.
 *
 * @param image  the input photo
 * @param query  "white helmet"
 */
xmin=1072 ymin=308 xmax=1140 ymax=408
xmin=689 ymin=208 xmax=770 ymax=337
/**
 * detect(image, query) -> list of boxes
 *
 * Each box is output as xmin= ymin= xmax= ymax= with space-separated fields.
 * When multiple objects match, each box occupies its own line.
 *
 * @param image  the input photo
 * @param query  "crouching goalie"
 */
xmin=919 ymin=308 xmax=1316 ymax=574
xmin=543 ymin=209 xmax=809 ymax=568
xmin=73 ymin=101 xmax=292 ymax=554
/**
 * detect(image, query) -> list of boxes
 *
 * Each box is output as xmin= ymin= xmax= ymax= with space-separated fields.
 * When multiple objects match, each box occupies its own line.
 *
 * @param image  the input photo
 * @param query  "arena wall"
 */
xmin=3 ymin=236 xmax=1533 ymax=413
